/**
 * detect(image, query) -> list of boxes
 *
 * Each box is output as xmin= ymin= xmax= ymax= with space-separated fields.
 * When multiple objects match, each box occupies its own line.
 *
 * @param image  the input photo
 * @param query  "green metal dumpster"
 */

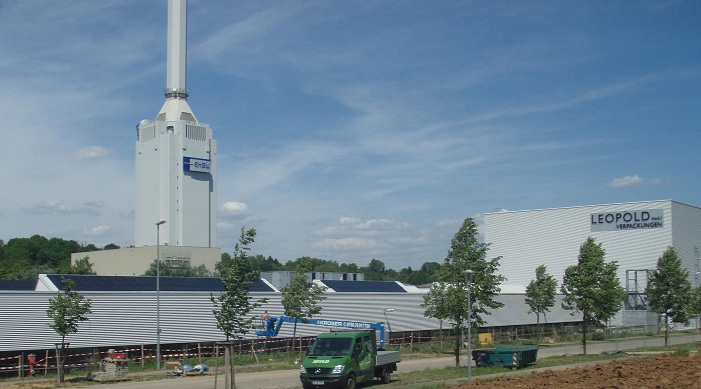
xmin=472 ymin=344 xmax=539 ymax=369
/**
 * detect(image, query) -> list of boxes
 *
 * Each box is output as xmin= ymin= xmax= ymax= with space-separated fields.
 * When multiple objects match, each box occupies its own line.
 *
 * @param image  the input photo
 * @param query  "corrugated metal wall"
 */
xmin=1 ymin=290 xmax=577 ymax=352
xmin=484 ymin=200 xmax=688 ymax=290
xmin=671 ymin=201 xmax=701 ymax=280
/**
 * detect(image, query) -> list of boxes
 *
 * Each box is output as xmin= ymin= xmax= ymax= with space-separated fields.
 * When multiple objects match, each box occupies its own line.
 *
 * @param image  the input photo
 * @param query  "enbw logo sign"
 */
xmin=183 ymin=157 xmax=211 ymax=174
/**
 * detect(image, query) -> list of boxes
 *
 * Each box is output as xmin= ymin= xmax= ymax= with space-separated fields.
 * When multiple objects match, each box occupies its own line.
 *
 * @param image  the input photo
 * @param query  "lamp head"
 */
xmin=156 ymin=219 xmax=167 ymax=226
xmin=463 ymin=269 xmax=474 ymax=283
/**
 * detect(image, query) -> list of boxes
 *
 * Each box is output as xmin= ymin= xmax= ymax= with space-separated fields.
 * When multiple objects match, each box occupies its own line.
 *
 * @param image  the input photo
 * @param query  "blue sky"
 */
xmin=1 ymin=1 xmax=699 ymax=271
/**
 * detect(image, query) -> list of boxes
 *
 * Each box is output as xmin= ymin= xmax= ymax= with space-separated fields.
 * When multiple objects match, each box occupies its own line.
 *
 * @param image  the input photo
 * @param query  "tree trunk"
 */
xmin=292 ymin=322 xmax=298 ymax=359
xmin=454 ymin=327 xmax=460 ymax=367
xmin=58 ymin=338 xmax=66 ymax=384
xmin=543 ymin=312 xmax=548 ymax=342
xmin=664 ymin=313 xmax=669 ymax=346
xmin=224 ymin=343 xmax=236 ymax=389
xmin=439 ymin=320 xmax=443 ymax=354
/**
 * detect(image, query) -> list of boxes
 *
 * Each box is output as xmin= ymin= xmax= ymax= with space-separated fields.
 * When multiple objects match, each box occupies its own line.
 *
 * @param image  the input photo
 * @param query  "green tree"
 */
xmin=280 ymin=257 xmax=327 ymax=358
xmin=361 ymin=259 xmax=387 ymax=280
xmin=397 ymin=266 xmax=434 ymax=285
xmin=211 ymin=227 xmax=268 ymax=388
xmin=216 ymin=252 xmax=234 ymax=275
xmin=422 ymin=218 xmax=506 ymax=367
xmin=0 ymin=235 xmax=103 ymax=279
xmin=561 ymin=237 xmax=626 ymax=354
xmin=46 ymin=278 xmax=92 ymax=383
xmin=525 ymin=264 xmax=557 ymax=342
xmin=70 ymin=256 xmax=97 ymax=275
xmin=339 ymin=262 xmax=360 ymax=273
xmin=250 ymin=255 xmax=284 ymax=272
xmin=144 ymin=260 xmax=212 ymax=277
xmin=211 ymin=227 xmax=268 ymax=340
xmin=420 ymin=261 xmax=442 ymax=274
xmin=645 ymin=246 xmax=693 ymax=346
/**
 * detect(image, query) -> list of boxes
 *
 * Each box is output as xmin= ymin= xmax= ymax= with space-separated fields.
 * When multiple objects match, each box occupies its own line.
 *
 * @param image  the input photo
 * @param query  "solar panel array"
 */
xmin=43 ymin=274 xmax=274 ymax=292
xmin=320 ymin=280 xmax=406 ymax=293
xmin=0 ymin=280 xmax=36 ymax=291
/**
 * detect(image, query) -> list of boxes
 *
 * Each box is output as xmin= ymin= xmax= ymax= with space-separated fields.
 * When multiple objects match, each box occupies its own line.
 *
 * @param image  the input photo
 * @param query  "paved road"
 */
xmin=51 ymin=334 xmax=701 ymax=389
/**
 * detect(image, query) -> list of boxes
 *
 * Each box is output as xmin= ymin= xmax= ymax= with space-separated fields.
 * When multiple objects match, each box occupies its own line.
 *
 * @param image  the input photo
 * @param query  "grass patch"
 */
xmin=126 ymin=351 xmax=302 ymax=374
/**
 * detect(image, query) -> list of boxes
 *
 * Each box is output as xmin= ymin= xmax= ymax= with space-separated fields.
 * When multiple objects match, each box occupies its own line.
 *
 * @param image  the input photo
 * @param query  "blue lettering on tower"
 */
xmin=183 ymin=157 xmax=211 ymax=174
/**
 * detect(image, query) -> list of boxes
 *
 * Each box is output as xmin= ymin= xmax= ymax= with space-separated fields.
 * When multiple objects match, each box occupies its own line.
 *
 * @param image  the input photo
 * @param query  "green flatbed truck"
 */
xmin=300 ymin=330 xmax=400 ymax=389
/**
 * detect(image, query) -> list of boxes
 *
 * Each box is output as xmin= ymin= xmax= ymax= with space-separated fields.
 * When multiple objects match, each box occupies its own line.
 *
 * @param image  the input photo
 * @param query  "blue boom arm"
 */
xmin=255 ymin=315 xmax=387 ymax=346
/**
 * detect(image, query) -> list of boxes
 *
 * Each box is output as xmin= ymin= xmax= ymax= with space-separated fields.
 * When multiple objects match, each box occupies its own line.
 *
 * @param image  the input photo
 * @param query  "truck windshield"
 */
xmin=308 ymin=338 xmax=353 ymax=356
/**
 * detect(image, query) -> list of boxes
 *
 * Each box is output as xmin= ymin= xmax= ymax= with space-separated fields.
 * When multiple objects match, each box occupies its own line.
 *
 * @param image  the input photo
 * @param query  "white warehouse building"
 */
xmin=484 ymin=200 xmax=701 ymax=327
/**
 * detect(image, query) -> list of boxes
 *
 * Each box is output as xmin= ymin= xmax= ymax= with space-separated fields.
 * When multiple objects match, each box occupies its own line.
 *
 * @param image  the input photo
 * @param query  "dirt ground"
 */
xmin=450 ymin=353 xmax=701 ymax=389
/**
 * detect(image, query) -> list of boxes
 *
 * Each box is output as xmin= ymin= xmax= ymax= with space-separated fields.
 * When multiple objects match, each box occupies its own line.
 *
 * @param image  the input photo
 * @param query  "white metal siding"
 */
xmin=671 ymin=202 xmax=701 ymax=282
xmin=484 ymin=200 xmax=687 ymax=289
xmin=0 ymin=290 xmax=578 ymax=352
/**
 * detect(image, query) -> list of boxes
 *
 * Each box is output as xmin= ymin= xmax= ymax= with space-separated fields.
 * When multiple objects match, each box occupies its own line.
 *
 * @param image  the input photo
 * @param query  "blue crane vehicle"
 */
xmin=256 ymin=316 xmax=389 ymax=346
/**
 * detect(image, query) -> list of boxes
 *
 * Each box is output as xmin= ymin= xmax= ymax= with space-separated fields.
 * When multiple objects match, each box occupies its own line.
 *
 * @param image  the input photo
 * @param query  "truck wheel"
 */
xmin=380 ymin=367 xmax=391 ymax=384
xmin=344 ymin=374 xmax=357 ymax=389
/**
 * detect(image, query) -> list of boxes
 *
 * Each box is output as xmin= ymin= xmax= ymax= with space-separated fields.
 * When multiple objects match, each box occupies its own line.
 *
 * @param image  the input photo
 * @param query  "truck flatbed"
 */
xmin=377 ymin=350 xmax=401 ymax=365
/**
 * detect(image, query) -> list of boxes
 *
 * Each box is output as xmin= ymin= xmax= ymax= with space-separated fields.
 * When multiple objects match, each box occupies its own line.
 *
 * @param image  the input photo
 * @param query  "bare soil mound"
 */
xmin=450 ymin=353 xmax=701 ymax=389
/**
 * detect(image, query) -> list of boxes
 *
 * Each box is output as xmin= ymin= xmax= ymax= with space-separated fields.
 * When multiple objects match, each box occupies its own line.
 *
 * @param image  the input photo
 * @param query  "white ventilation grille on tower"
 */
xmin=186 ymin=124 xmax=207 ymax=141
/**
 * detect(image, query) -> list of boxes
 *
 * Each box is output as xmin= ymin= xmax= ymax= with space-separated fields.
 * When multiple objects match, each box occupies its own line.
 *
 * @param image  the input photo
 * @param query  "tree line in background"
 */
xmin=0 ymin=234 xmax=441 ymax=285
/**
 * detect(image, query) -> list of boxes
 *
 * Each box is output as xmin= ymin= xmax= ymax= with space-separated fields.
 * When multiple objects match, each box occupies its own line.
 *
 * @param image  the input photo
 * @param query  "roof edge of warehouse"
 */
xmin=485 ymin=199 xmax=698 ymax=215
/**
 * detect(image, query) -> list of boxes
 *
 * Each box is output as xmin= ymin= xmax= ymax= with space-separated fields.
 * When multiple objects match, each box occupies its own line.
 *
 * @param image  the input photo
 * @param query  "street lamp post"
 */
xmin=383 ymin=308 xmax=395 ymax=347
xmin=694 ymin=272 xmax=701 ymax=331
xmin=463 ymin=270 xmax=474 ymax=383
xmin=155 ymin=219 xmax=166 ymax=370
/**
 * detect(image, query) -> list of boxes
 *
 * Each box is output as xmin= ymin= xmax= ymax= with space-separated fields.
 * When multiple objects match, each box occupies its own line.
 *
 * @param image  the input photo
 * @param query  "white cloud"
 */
xmin=302 ymin=216 xmax=456 ymax=268
xmin=87 ymin=225 xmax=110 ymax=236
xmin=339 ymin=217 xmax=361 ymax=225
xmin=314 ymin=237 xmax=379 ymax=250
xmin=22 ymin=200 xmax=103 ymax=216
xmin=217 ymin=221 xmax=235 ymax=229
xmin=77 ymin=146 xmax=110 ymax=160
xmin=220 ymin=201 xmax=251 ymax=216
xmin=608 ymin=175 xmax=642 ymax=188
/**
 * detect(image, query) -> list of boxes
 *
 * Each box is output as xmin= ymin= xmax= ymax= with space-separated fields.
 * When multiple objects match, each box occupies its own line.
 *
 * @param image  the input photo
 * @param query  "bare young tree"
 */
xmin=211 ymin=227 xmax=268 ymax=388
xmin=46 ymin=278 xmax=92 ymax=383
xmin=281 ymin=257 xmax=327 ymax=359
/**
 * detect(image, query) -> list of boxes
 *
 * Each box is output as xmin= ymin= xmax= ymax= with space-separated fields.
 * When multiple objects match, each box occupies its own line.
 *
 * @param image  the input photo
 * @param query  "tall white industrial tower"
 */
xmin=135 ymin=0 xmax=217 ymax=248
